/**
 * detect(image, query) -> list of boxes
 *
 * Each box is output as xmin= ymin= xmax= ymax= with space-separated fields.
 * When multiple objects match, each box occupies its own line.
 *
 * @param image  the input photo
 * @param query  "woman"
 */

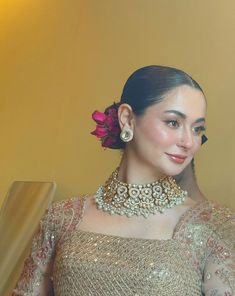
xmin=13 ymin=66 xmax=234 ymax=295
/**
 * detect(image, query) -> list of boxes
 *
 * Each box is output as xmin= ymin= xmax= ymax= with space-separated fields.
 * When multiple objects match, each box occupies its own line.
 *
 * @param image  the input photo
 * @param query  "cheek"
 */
xmin=147 ymin=126 xmax=177 ymax=146
xmin=193 ymin=137 xmax=203 ymax=153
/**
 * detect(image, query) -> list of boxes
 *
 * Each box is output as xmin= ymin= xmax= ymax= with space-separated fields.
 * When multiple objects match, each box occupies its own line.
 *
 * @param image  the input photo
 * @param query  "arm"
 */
xmin=12 ymin=196 xmax=86 ymax=296
xmin=12 ymin=206 xmax=56 ymax=296
xmin=203 ymin=216 xmax=235 ymax=296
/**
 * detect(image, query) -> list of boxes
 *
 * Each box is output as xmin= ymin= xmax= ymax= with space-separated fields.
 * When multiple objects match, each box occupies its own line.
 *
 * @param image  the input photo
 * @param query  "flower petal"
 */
xmin=105 ymin=115 xmax=115 ymax=126
xmin=91 ymin=125 xmax=108 ymax=138
xmin=102 ymin=137 xmax=115 ymax=147
xmin=110 ymin=126 xmax=121 ymax=134
xmin=92 ymin=111 xmax=106 ymax=124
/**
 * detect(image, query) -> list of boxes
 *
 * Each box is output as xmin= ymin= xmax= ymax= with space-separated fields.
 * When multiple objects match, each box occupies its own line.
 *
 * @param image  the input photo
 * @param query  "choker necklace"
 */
xmin=95 ymin=168 xmax=188 ymax=218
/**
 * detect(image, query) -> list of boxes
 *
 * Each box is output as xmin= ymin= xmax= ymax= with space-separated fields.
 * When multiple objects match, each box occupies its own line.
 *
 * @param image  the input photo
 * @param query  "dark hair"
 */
xmin=120 ymin=65 xmax=204 ymax=116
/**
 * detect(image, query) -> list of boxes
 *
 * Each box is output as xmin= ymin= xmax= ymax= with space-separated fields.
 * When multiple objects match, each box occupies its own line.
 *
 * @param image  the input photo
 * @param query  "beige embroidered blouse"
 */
xmin=13 ymin=197 xmax=235 ymax=296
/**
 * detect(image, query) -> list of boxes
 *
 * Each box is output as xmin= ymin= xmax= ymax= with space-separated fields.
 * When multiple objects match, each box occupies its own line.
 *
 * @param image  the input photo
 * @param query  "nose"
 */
xmin=177 ymin=128 xmax=193 ymax=150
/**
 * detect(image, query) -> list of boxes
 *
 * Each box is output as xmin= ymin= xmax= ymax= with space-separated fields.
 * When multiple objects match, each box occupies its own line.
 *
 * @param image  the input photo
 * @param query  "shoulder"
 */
xmin=50 ymin=195 xmax=86 ymax=216
xmin=174 ymin=200 xmax=234 ymax=266
xmin=194 ymin=201 xmax=234 ymax=243
xmin=175 ymin=200 xmax=234 ymax=247
xmin=44 ymin=195 xmax=89 ymax=243
xmin=203 ymin=201 xmax=235 ymax=252
xmin=177 ymin=200 xmax=234 ymax=230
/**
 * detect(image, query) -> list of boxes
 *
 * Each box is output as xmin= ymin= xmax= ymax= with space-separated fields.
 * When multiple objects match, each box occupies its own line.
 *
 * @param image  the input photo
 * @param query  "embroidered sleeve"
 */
xmin=203 ymin=208 xmax=235 ymax=296
xmin=12 ymin=197 xmax=85 ymax=296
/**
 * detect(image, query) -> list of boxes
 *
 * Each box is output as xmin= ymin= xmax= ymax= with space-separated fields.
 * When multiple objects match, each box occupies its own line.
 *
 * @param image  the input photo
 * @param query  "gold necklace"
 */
xmin=95 ymin=168 xmax=188 ymax=218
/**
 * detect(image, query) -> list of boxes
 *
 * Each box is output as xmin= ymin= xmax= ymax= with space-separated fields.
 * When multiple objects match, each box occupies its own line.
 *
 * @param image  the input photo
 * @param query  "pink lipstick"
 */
xmin=165 ymin=153 xmax=187 ymax=164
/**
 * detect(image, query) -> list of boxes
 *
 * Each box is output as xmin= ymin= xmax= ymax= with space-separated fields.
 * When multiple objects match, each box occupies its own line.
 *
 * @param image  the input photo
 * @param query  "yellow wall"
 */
xmin=1 ymin=0 xmax=235 ymax=209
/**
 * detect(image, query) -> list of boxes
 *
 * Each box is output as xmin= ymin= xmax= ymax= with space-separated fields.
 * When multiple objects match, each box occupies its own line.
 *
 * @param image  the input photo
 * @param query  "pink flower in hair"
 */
xmin=106 ymin=115 xmax=115 ymax=129
xmin=102 ymin=137 xmax=116 ymax=147
xmin=91 ymin=103 xmax=121 ymax=148
xmin=92 ymin=111 xmax=107 ymax=124
xmin=91 ymin=125 xmax=108 ymax=138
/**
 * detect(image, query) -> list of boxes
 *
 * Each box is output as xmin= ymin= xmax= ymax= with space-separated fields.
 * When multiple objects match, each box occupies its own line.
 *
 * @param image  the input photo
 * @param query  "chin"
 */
xmin=161 ymin=154 xmax=192 ymax=176
xmin=163 ymin=165 xmax=187 ymax=177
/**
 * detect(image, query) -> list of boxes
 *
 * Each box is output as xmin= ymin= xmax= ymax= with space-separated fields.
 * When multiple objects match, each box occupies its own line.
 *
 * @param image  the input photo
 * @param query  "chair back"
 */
xmin=0 ymin=181 xmax=56 ymax=296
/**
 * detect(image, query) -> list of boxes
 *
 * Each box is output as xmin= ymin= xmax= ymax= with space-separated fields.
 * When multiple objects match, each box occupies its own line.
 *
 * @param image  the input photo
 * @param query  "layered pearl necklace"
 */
xmin=95 ymin=168 xmax=188 ymax=218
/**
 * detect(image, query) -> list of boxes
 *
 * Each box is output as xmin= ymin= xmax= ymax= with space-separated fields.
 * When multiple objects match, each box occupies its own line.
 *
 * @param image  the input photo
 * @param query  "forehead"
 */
xmin=148 ymin=85 xmax=206 ymax=119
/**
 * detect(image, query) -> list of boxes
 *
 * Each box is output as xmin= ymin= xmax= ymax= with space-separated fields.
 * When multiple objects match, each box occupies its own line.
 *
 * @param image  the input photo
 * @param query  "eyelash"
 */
xmin=165 ymin=120 xmax=179 ymax=128
xmin=164 ymin=120 xmax=206 ymax=135
xmin=192 ymin=126 xmax=206 ymax=135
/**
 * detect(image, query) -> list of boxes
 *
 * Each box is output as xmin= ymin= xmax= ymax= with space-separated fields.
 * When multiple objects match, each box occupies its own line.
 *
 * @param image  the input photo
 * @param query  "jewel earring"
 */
xmin=120 ymin=128 xmax=133 ymax=142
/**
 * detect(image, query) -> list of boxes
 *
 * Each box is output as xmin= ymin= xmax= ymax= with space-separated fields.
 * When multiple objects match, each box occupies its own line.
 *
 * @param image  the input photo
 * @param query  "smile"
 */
xmin=165 ymin=153 xmax=187 ymax=164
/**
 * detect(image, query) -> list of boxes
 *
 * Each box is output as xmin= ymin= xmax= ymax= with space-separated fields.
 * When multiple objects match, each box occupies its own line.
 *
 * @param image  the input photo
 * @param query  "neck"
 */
xmin=95 ymin=167 xmax=187 ymax=218
xmin=175 ymin=164 xmax=206 ymax=202
xmin=118 ymin=150 xmax=166 ymax=184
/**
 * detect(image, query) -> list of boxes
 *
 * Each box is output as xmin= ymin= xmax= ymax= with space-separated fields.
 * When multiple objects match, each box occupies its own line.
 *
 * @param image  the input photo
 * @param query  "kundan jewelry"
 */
xmin=120 ymin=128 xmax=133 ymax=142
xmin=95 ymin=168 xmax=188 ymax=218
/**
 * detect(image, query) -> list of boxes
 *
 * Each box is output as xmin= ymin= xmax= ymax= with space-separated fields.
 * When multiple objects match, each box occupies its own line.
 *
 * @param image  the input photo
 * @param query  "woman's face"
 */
xmin=129 ymin=85 xmax=206 ymax=178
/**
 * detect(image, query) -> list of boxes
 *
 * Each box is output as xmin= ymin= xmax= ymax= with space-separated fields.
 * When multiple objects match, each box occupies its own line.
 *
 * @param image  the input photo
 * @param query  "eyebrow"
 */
xmin=164 ymin=110 xmax=205 ymax=123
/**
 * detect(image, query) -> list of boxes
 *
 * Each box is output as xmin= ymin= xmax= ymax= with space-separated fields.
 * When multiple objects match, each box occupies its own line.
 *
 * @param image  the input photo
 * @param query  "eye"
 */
xmin=165 ymin=120 xmax=179 ymax=128
xmin=192 ymin=126 xmax=206 ymax=135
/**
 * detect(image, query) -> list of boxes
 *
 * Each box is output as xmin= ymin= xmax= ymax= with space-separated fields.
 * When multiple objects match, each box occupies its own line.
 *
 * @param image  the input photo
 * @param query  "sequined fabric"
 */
xmin=53 ymin=231 xmax=202 ymax=295
xmin=13 ymin=197 xmax=235 ymax=296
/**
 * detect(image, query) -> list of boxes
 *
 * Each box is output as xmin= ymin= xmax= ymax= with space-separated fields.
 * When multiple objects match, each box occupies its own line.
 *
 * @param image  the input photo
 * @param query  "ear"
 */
xmin=118 ymin=104 xmax=135 ymax=129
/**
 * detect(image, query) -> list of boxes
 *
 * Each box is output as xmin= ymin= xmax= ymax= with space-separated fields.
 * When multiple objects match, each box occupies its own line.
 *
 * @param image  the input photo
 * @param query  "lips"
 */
xmin=165 ymin=153 xmax=187 ymax=164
